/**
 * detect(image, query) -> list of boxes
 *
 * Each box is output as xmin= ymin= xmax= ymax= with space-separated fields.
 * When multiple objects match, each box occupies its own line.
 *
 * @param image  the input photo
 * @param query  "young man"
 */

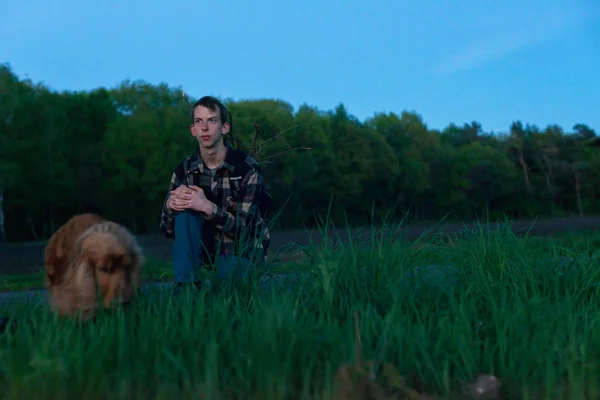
xmin=159 ymin=96 xmax=271 ymax=291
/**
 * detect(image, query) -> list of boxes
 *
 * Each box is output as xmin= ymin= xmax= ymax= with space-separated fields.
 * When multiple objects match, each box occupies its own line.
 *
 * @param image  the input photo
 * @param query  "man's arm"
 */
xmin=204 ymin=169 xmax=265 ymax=239
xmin=159 ymin=170 xmax=183 ymax=239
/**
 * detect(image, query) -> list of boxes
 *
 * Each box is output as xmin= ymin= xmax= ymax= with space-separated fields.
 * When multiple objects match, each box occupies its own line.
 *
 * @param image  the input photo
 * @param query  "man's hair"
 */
xmin=190 ymin=96 xmax=230 ymax=125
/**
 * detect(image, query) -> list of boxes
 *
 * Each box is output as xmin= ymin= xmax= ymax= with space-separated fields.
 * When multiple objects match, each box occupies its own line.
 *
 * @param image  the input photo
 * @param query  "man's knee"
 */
xmin=172 ymin=210 xmax=206 ymax=283
xmin=174 ymin=210 xmax=204 ymax=236
xmin=174 ymin=209 xmax=204 ymax=224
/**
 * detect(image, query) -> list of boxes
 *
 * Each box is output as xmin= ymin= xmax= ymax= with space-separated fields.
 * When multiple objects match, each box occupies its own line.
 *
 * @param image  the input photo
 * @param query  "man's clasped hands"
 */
xmin=167 ymin=185 xmax=213 ymax=214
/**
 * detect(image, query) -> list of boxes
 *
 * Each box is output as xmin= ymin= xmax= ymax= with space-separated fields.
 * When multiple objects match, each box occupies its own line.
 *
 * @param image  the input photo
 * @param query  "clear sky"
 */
xmin=1 ymin=0 xmax=599 ymax=134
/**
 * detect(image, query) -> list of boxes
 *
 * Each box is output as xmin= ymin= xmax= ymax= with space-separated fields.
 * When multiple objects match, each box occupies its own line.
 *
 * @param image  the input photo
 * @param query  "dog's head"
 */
xmin=44 ymin=213 xmax=104 ymax=286
xmin=75 ymin=223 xmax=144 ymax=310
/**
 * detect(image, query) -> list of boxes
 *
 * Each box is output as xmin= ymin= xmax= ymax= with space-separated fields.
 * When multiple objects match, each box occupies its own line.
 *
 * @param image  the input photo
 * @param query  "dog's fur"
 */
xmin=44 ymin=213 xmax=105 ymax=287
xmin=44 ymin=214 xmax=145 ymax=319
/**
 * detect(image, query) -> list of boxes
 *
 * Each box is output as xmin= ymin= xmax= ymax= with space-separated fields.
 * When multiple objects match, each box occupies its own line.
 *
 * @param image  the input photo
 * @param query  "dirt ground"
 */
xmin=1 ymin=216 xmax=599 ymax=276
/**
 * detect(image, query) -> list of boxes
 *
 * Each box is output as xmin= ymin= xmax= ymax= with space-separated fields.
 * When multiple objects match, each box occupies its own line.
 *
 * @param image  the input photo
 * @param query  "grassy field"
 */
xmin=0 ymin=247 xmax=312 ymax=292
xmin=1 ymin=221 xmax=600 ymax=398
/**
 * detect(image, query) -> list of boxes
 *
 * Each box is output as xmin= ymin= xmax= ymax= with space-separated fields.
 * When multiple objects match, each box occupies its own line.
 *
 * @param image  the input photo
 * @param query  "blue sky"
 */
xmin=1 ymin=0 xmax=599 ymax=134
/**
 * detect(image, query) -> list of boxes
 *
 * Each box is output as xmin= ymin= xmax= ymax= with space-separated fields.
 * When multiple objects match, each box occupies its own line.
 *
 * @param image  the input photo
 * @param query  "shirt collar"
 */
xmin=189 ymin=141 xmax=237 ymax=174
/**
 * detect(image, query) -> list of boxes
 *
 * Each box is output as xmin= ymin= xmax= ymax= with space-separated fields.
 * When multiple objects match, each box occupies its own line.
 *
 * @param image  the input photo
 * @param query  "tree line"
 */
xmin=1 ymin=63 xmax=598 ymax=242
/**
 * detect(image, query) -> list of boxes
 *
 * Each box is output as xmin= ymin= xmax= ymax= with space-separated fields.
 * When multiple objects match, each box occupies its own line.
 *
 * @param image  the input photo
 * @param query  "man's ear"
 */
xmin=221 ymin=122 xmax=230 ymax=135
xmin=190 ymin=123 xmax=195 ymax=136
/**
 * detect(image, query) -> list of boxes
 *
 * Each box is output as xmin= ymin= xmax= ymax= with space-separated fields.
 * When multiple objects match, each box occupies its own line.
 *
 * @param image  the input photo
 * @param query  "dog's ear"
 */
xmin=45 ymin=248 xmax=61 ymax=276
xmin=72 ymin=256 xmax=100 ymax=320
xmin=45 ymin=234 xmax=67 ymax=283
xmin=54 ymin=234 xmax=66 ymax=260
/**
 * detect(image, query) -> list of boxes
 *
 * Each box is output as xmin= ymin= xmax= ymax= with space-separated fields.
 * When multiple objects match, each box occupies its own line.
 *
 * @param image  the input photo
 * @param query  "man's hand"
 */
xmin=167 ymin=185 xmax=214 ymax=214
xmin=187 ymin=185 xmax=214 ymax=215
xmin=167 ymin=186 xmax=193 ymax=212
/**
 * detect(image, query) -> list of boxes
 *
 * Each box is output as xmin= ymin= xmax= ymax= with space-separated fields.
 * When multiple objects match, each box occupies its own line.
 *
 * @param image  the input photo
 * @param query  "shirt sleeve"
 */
xmin=159 ymin=170 xmax=184 ymax=239
xmin=204 ymin=168 xmax=265 ymax=239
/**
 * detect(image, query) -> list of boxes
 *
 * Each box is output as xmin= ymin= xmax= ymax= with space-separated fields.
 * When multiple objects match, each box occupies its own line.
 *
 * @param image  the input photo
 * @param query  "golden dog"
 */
xmin=44 ymin=213 xmax=145 ymax=319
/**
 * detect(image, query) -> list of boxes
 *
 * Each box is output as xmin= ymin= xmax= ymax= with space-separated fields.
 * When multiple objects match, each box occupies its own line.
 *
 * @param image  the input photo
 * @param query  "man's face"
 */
xmin=190 ymin=105 xmax=230 ymax=149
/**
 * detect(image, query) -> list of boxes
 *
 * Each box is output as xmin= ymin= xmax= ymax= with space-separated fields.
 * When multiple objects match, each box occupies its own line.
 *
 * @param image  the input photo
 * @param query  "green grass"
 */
xmin=1 ymin=220 xmax=600 ymax=398
xmin=0 ymin=248 xmax=313 ymax=293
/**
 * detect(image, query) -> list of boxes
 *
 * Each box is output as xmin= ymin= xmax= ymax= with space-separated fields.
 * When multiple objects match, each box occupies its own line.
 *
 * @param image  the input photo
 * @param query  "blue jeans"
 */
xmin=172 ymin=210 xmax=254 ymax=285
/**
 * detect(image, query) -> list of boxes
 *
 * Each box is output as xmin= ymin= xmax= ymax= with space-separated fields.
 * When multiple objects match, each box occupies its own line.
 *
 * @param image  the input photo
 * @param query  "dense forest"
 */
xmin=1 ymin=63 xmax=598 ymax=242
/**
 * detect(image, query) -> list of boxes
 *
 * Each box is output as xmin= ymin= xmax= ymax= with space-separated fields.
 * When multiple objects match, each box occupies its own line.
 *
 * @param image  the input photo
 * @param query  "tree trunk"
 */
xmin=575 ymin=171 xmax=583 ymax=217
xmin=518 ymin=151 xmax=530 ymax=189
xmin=542 ymin=153 xmax=554 ymax=184
xmin=541 ymin=169 xmax=555 ymax=214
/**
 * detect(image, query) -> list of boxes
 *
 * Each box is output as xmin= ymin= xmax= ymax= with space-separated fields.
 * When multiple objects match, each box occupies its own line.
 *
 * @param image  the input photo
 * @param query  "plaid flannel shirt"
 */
xmin=160 ymin=142 xmax=270 ymax=263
